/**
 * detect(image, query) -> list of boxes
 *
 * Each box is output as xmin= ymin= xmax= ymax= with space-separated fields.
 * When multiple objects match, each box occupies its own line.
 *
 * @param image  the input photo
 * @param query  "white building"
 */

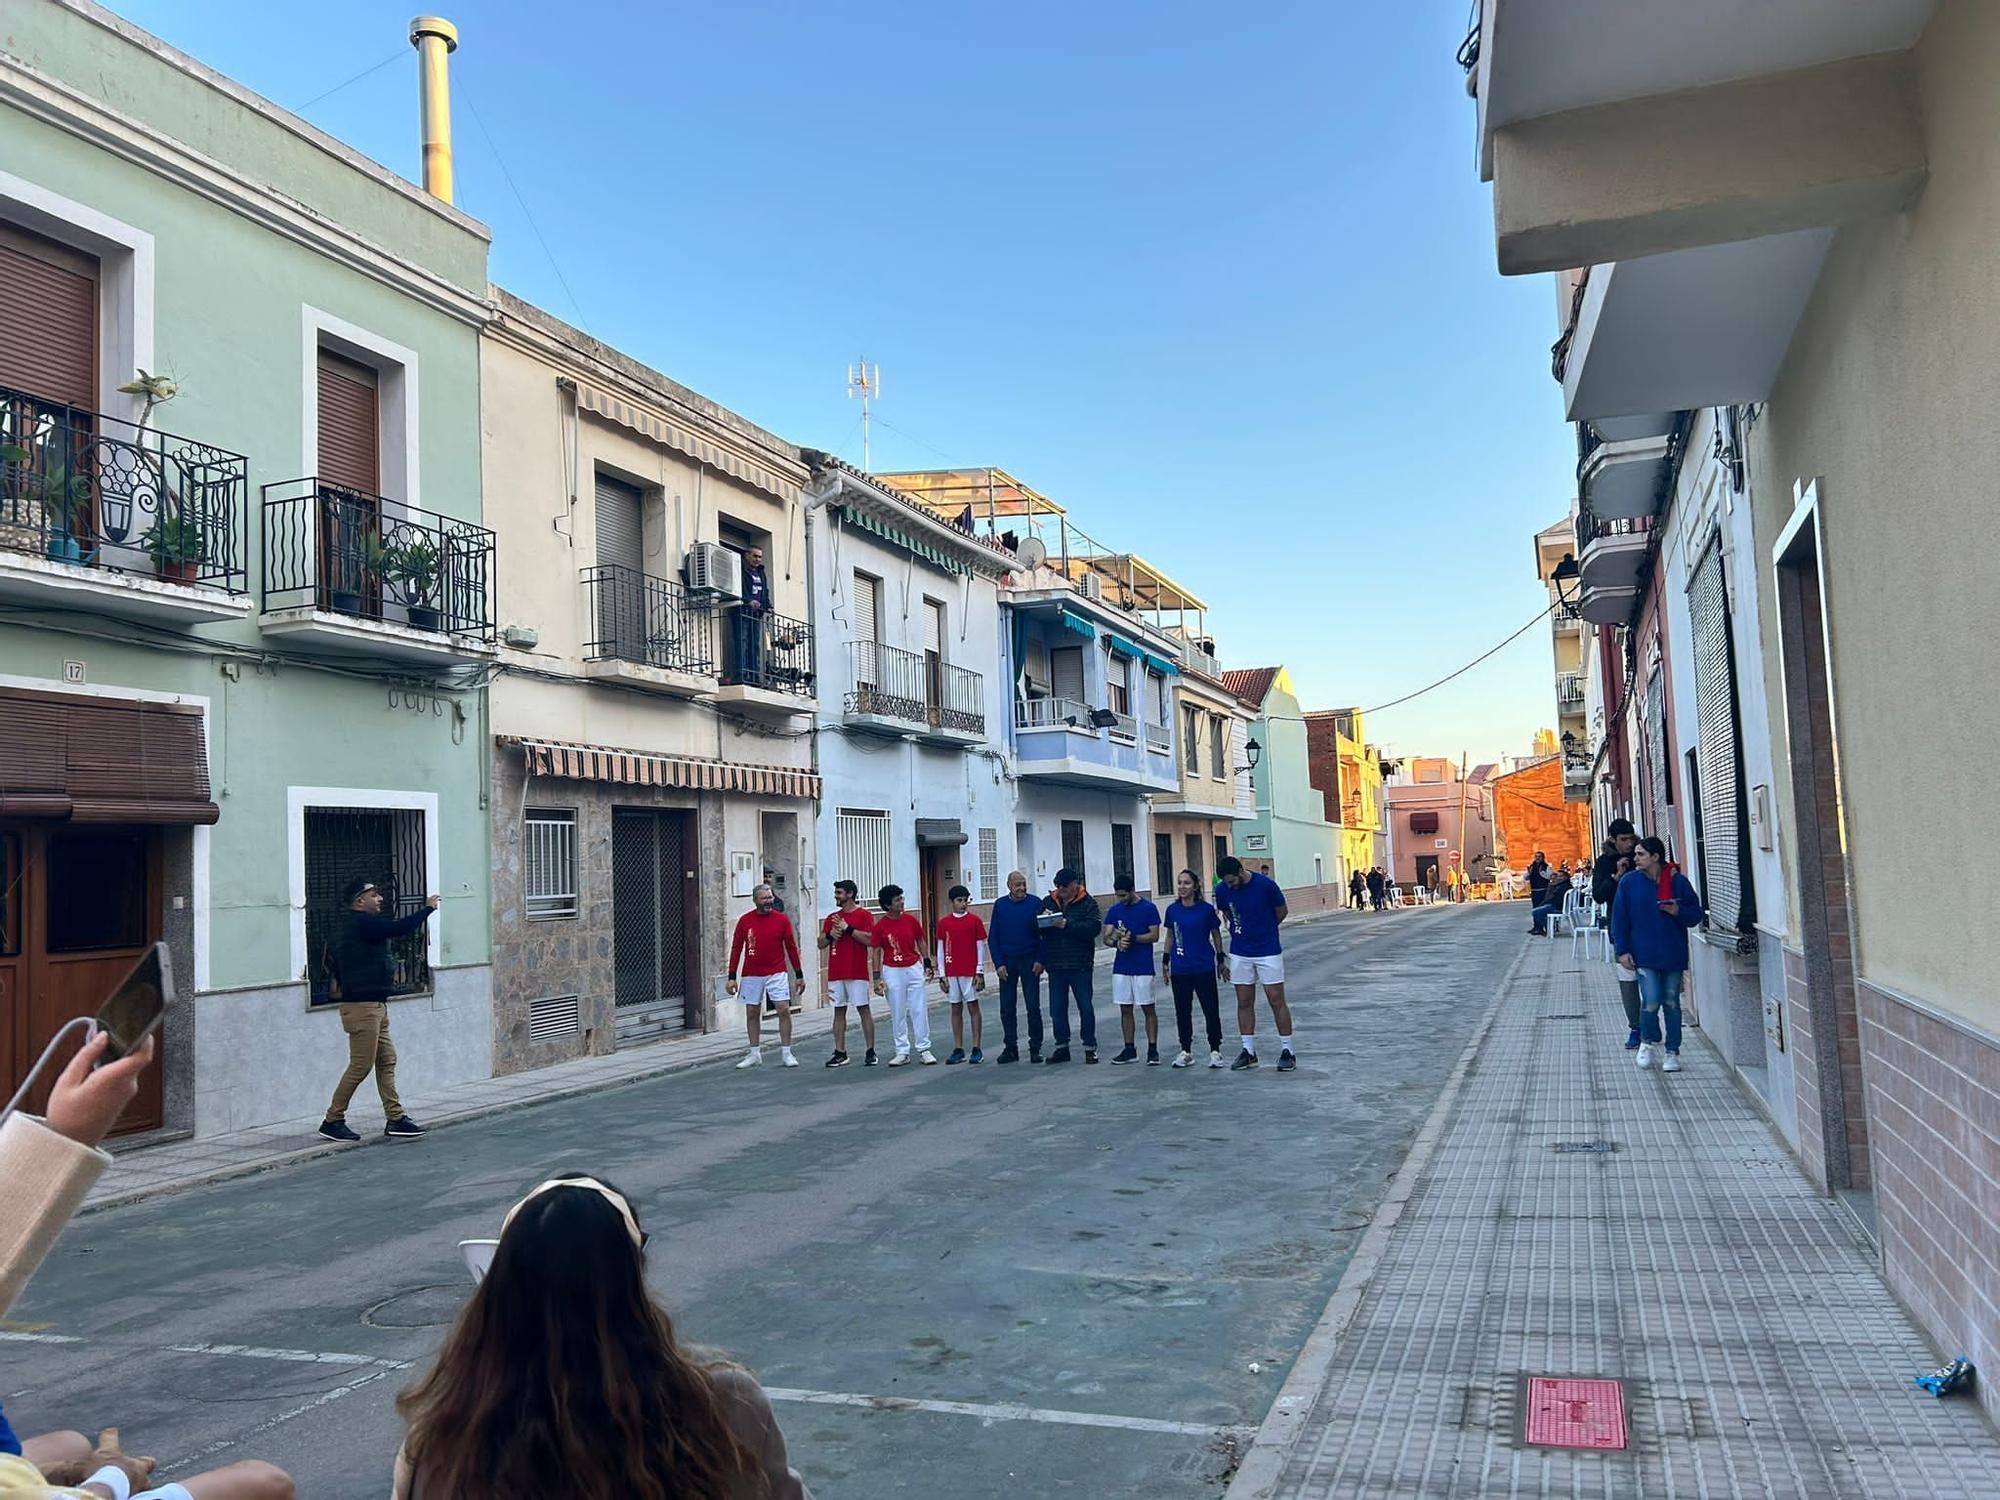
xmin=802 ymin=455 xmax=1016 ymax=931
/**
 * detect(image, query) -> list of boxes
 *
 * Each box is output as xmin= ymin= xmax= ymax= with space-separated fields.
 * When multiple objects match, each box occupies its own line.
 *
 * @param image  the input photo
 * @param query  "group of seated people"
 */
xmin=3 ymin=1033 xmax=809 ymax=1499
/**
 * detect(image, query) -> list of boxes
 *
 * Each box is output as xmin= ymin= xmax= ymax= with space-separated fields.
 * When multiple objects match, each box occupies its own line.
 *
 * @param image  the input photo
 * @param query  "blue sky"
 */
xmin=110 ymin=0 xmax=1576 ymax=764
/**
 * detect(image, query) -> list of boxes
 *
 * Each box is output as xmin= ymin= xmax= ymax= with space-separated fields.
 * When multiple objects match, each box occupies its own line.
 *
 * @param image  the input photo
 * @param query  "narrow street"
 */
xmin=4 ymin=904 xmax=1514 ymax=1499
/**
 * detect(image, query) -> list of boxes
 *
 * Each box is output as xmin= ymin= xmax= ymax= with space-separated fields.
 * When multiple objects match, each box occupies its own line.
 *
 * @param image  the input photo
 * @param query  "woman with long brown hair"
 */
xmin=392 ymin=1174 xmax=808 ymax=1499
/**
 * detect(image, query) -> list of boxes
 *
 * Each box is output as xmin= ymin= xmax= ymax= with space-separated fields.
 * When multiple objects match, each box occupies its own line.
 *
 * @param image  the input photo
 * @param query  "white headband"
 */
xmin=500 ymin=1176 xmax=644 ymax=1251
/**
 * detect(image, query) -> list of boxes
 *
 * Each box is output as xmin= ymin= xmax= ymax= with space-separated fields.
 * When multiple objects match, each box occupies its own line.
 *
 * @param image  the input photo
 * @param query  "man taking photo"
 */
xmin=319 ymin=879 xmax=439 ymax=1143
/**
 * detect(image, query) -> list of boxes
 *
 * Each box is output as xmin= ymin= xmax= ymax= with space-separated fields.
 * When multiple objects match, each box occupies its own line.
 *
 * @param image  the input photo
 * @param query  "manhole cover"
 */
xmin=1521 ymin=1375 xmax=1627 ymax=1449
xmin=362 ymin=1284 xmax=465 ymax=1328
xmin=1551 ymin=1140 xmax=1619 ymax=1154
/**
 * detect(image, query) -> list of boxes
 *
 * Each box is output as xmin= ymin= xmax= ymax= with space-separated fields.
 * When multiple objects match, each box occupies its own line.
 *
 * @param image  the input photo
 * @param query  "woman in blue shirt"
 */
xmin=1161 ymin=870 xmax=1228 ymax=1068
xmin=1610 ymin=836 xmax=1705 ymax=1073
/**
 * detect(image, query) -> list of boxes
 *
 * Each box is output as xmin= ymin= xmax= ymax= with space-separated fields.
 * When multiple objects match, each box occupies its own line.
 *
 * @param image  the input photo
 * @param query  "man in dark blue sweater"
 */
xmin=319 ymin=877 xmax=438 ymax=1142
xmin=988 ymin=870 xmax=1045 ymax=1064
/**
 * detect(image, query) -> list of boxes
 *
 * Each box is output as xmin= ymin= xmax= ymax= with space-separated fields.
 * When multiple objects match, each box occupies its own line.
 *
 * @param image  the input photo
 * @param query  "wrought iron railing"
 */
xmin=932 ymin=659 xmax=985 ymax=735
xmin=0 ymin=383 xmax=248 ymax=591
xmin=1017 ymin=696 xmax=1094 ymax=731
xmin=848 ymin=640 xmax=926 ymax=722
xmin=1575 ymin=506 xmax=1654 ymax=556
xmin=582 ymin=564 xmax=716 ymax=674
xmin=262 ymin=480 xmax=495 ymax=636
xmin=723 ymin=605 xmax=815 ymax=695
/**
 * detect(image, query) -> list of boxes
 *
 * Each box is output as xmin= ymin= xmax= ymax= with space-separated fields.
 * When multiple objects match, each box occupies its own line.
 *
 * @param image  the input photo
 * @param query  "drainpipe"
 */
xmin=409 ymin=17 xmax=459 ymax=204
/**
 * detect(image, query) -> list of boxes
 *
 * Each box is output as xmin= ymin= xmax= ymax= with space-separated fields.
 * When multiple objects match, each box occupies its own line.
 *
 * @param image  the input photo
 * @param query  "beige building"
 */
xmin=481 ymin=290 xmax=819 ymax=1072
xmin=1533 ymin=519 xmax=1592 ymax=801
xmin=1152 ymin=631 xmax=1254 ymax=894
xmin=1471 ymin=0 xmax=2000 ymax=1419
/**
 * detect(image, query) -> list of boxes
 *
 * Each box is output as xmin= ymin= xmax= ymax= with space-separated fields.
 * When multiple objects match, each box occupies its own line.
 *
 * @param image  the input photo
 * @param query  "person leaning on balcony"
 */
xmin=732 ymin=544 xmax=771 ymax=686
xmin=318 ymin=878 xmax=438 ymax=1145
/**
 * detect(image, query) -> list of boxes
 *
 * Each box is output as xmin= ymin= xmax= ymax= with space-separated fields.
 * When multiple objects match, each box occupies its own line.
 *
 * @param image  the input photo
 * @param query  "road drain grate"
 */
xmin=1543 ymin=1012 xmax=1587 ymax=1020
xmin=1521 ymin=1375 xmax=1628 ymax=1449
xmin=1551 ymin=1140 xmax=1619 ymax=1154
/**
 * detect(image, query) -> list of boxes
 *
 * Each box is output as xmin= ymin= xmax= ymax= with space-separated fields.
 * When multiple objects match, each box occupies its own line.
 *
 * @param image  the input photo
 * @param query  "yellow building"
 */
xmin=1305 ymin=708 xmax=1386 ymax=886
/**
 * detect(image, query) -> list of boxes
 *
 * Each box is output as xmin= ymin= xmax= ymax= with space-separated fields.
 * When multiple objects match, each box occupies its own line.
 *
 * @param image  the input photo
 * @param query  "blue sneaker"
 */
xmin=1624 ymin=1028 xmax=1642 ymax=1050
xmin=945 ymin=1048 xmax=966 ymax=1065
xmin=968 ymin=1047 xmax=984 ymax=1064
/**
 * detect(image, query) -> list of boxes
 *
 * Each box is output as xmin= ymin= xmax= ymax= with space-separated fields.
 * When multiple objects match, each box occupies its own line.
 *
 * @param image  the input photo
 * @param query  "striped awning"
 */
xmin=506 ymin=737 xmax=821 ymax=800
xmin=572 ymin=383 xmax=802 ymax=507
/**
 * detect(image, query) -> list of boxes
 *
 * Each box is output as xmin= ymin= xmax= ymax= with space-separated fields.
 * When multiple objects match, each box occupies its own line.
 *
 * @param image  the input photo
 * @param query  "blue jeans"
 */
xmin=997 ymin=962 xmax=1044 ymax=1052
xmin=1637 ymin=968 xmax=1683 ymax=1051
xmin=1529 ymin=901 xmax=1558 ymax=934
xmin=1047 ymin=968 xmax=1096 ymax=1049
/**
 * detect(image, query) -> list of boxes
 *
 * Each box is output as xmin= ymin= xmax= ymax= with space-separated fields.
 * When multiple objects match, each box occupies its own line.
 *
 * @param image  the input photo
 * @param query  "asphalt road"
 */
xmin=4 ymin=901 xmax=1524 ymax=1498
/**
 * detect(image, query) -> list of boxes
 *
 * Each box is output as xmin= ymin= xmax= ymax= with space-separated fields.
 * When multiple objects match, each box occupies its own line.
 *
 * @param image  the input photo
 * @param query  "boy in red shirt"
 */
xmin=726 ymin=883 xmax=804 ymax=1069
xmin=820 ymin=878 xmax=878 ymax=1067
xmin=935 ymin=884 xmax=989 ymax=1064
xmin=871 ymin=883 xmax=936 ymax=1065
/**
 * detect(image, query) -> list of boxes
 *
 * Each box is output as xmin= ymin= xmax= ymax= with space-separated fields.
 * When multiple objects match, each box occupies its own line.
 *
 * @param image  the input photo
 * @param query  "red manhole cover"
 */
xmin=1522 ymin=1376 xmax=1627 ymax=1450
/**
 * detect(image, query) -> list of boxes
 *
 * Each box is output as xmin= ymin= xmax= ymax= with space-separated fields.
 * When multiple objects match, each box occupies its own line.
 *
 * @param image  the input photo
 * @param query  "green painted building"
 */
xmin=0 ymin=1 xmax=494 ymax=1138
xmin=1224 ymin=666 xmax=1343 ymax=902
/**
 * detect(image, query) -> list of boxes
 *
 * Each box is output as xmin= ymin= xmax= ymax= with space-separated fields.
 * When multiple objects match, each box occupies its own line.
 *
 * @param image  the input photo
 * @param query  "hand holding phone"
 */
xmin=1658 ymin=898 xmax=1679 ymax=916
xmin=45 ymin=1031 xmax=154 ymax=1148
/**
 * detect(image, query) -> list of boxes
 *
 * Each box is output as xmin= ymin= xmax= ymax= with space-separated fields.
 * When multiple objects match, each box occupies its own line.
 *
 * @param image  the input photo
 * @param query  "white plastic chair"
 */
xmin=1571 ymin=898 xmax=1609 ymax=961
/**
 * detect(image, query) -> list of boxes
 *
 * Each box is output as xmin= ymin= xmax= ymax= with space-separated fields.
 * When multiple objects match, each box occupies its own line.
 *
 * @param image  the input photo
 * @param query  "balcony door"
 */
xmin=923 ymin=597 xmax=946 ymax=719
xmin=852 ymin=572 xmax=881 ymax=693
xmin=595 ymin=473 xmax=646 ymax=661
xmin=316 ymin=350 xmax=382 ymax=610
xmin=0 ymin=222 xmax=98 ymax=554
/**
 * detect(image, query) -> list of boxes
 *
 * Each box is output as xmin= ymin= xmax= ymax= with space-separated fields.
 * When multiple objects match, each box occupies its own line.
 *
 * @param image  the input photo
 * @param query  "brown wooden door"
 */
xmin=1 ymin=823 xmax=163 ymax=1133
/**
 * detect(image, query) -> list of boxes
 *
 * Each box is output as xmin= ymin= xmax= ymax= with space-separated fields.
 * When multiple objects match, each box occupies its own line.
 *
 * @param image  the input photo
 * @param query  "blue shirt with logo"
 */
xmin=1161 ymin=899 xmax=1222 ymax=975
xmin=1215 ymin=872 xmax=1286 ymax=957
xmin=1104 ymin=897 xmax=1162 ymax=976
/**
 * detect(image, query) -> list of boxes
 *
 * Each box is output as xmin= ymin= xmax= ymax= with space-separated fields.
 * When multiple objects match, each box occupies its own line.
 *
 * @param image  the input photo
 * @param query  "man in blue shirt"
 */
xmin=1103 ymin=872 xmax=1164 ymax=1065
xmin=1215 ymin=855 xmax=1295 ymax=1071
xmin=987 ymin=869 xmax=1046 ymax=1064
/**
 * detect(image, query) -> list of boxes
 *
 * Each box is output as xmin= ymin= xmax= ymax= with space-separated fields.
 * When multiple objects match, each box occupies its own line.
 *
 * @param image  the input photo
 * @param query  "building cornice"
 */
xmin=0 ymin=54 xmax=494 ymax=328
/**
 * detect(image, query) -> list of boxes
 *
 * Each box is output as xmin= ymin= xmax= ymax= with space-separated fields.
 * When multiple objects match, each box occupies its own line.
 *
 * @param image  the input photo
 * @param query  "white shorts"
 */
xmin=829 ymin=978 xmax=872 ymax=1009
xmin=945 ymin=976 xmax=981 ymax=1003
xmin=1229 ymin=953 xmax=1285 ymax=987
xmin=738 ymin=972 xmax=792 ymax=1007
xmin=134 ymin=1488 xmax=194 ymax=1500
xmin=1113 ymin=973 xmax=1156 ymax=1007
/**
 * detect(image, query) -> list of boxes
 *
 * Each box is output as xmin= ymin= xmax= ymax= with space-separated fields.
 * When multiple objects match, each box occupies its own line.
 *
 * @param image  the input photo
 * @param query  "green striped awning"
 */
xmin=1142 ymin=650 xmax=1180 ymax=677
xmin=842 ymin=506 xmax=973 ymax=577
xmin=1056 ymin=607 xmax=1097 ymax=640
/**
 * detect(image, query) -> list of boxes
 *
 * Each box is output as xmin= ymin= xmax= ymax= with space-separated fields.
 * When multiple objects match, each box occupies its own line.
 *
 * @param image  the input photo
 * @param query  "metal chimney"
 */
xmin=408 ymin=16 xmax=458 ymax=204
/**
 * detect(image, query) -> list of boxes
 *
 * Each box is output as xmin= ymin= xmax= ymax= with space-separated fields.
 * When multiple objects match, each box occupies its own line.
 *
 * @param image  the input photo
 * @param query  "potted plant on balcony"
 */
xmin=33 ymin=457 xmax=93 ymax=565
xmin=330 ymin=527 xmax=385 ymax=617
xmin=138 ymin=508 xmax=207 ymax=583
xmin=383 ymin=536 xmax=444 ymax=630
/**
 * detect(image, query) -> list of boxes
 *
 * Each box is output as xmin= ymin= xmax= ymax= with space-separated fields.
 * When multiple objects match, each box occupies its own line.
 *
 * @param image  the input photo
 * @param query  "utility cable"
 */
xmin=1360 ymin=602 xmax=1556 ymax=715
xmin=295 ymin=48 xmax=407 ymax=113
xmin=460 ymin=85 xmax=591 ymax=335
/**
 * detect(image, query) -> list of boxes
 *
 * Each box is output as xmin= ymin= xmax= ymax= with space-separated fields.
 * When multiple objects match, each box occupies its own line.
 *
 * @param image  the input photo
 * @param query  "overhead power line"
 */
xmin=295 ymin=48 xmax=406 ymax=113
xmin=1362 ymin=602 xmax=1557 ymax=715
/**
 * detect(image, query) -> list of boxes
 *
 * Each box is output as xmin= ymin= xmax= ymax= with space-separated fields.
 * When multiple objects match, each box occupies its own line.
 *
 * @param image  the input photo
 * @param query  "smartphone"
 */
xmin=95 ymin=942 xmax=173 ymax=1061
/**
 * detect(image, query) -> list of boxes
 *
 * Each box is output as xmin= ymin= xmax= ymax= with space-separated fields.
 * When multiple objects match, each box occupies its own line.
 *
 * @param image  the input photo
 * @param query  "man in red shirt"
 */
xmin=871 ymin=883 xmax=936 ymax=1065
xmin=727 ymin=883 xmax=804 ymax=1069
xmin=820 ymin=878 xmax=878 ymax=1068
xmin=935 ymin=884 xmax=988 ymax=1064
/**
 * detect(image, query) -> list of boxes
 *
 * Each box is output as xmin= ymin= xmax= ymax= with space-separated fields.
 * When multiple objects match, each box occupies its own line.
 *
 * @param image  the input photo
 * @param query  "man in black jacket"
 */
xmin=1592 ymin=819 xmax=1638 ymax=908
xmin=319 ymin=877 xmax=439 ymax=1142
xmin=1039 ymin=868 xmax=1102 ymax=1065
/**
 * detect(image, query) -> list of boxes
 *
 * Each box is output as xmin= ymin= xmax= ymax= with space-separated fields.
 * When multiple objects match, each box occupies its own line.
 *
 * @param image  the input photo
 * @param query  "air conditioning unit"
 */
xmin=683 ymin=542 xmax=742 ymax=599
xmin=1077 ymin=573 xmax=1104 ymax=602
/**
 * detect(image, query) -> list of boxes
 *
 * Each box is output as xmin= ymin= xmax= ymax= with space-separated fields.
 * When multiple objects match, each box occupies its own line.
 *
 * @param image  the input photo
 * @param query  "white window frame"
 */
xmin=977 ymin=827 xmax=1000 ymax=901
xmin=524 ymin=807 xmax=579 ymax=920
xmin=302 ymin=305 xmax=420 ymax=505
xmin=287 ymin=785 xmax=441 ymax=979
xmin=835 ymin=807 xmax=895 ymax=909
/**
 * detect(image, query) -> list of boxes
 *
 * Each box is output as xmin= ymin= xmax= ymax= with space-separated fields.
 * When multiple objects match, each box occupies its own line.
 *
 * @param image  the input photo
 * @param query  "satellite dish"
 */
xmin=1015 ymin=536 xmax=1047 ymax=570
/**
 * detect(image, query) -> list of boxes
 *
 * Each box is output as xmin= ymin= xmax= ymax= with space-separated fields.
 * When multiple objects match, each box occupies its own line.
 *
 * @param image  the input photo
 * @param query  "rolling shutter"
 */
xmin=1051 ymin=646 xmax=1085 ymax=702
xmin=925 ymin=600 xmax=945 ymax=658
xmin=0 ymin=687 xmax=217 ymax=824
xmin=594 ymin=473 xmax=644 ymax=571
xmin=0 ymin=224 xmax=97 ymax=407
xmin=852 ymin=573 xmax=879 ymax=642
xmin=1688 ymin=539 xmax=1754 ymax=933
xmin=316 ymin=352 xmax=380 ymax=493
xmin=1644 ymin=665 xmax=1671 ymax=833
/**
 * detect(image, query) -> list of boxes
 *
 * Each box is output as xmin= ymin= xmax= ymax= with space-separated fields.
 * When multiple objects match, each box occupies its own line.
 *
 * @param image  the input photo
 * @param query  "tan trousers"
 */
xmin=327 ymin=1001 xmax=404 ymax=1122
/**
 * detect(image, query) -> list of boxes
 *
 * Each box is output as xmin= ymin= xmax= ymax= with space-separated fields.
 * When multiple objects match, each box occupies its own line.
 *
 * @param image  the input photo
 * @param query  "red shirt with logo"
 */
xmin=874 ymin=912 xmax=925 ymax=969
xmin=821 ymin=906 xmax=876 ymax=982
xmin=935 ymin=911 xmax=987 ymax=978
xmin=729 ymin=908 xmax=802 ymax=978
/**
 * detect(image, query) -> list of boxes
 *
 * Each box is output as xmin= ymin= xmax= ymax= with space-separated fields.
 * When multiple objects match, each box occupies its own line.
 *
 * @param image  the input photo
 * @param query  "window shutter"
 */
xmin=1051 ymin=646 xmax=1085 ymax=702
xmin=924 ymin=600 xmax=944 ymax=658
xmin=0 ymin=225 xmax=98 ymax=407
xmin=1688 ymin=540 xmax=1753 ymax=932
xmin=594 ymin=473 xmax=644 ymax=572
xmin=316 ymin=352 xmax=380 ymax=494
xmin=852 ymin=574 xmax=879 ymax=642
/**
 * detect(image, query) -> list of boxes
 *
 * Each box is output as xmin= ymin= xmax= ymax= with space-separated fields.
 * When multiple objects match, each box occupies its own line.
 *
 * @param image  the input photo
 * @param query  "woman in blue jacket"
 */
xmin=1610 ymin=836 xmax=1704 ymax=1073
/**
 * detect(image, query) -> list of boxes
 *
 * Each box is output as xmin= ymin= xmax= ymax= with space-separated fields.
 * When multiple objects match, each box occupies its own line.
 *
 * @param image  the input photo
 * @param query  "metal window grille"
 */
xmin=1688 ymin=539 xmax=1752 ymax=932
xmin=524 ymin=808 xmax=578 ymax=920
xmin=1111 ymin=822 xmax=1135 ymax=884
xmin=304 ymin=805 xmax=429 ymax=1004
xmin=1060 ymin=819 xmax=1086 ymax=875
xmin=837 ymin=809 xmax=894 ymax=906
xmin=977 ymin=827 xmax=1000 ymax=900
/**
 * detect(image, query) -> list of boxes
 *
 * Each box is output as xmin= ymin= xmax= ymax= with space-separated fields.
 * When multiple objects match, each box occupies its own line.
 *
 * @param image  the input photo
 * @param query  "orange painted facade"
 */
xmin=1491 ymin=757 xmax=1591 ymax=872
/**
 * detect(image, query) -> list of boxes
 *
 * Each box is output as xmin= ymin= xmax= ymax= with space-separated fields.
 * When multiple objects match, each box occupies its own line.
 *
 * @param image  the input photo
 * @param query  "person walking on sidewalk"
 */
xmin=872 ymin=885 xmax=937 ymax=1066
xmin=820 ymin=880 xmax=877 ymax=1069
xmin=1103 ymin=873 xmax=1163 ymax=1065
xmin=988 ymin=871 xmax=1045 ymax=1064
xmin=320 ymin=879 xmax=438 ymax=1143
xmin=1592 ymin=819 xmax=1638 ymax=915
xmin=935 ymin=886 xmax=988 ymax=1064
xmin=1161 ymin=869 xmax=1227 ymax=1068
xmin=1039 ymin=868 xmax=1101 ymax=1065
xmin=1347 ymin=869 xmax=1366 ymax=911
xmin=728 ymin=885 xmax=805 ymax=1070
xmin=1216 ymin=856 xmax=1296 ymax=1071
xmin=1611 ymin=836 xmax=1706 ymax=1073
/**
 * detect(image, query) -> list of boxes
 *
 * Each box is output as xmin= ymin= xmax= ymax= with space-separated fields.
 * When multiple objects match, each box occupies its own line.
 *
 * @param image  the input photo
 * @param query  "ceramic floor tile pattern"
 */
xmin=1264 ymin=937 xmax=2000 ymax=1499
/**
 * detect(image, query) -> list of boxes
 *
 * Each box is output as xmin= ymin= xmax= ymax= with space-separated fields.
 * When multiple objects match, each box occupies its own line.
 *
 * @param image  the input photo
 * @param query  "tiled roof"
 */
xmin=1222 ymin=667 xmax=1279 ymax=709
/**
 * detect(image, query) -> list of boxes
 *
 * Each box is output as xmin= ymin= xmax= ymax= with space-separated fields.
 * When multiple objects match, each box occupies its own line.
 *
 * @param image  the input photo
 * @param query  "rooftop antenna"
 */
xmin=847 ymin=358 xmax=880 ymax=471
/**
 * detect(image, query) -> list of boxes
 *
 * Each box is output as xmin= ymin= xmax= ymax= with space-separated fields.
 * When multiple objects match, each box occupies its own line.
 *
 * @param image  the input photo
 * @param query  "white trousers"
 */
xmin=883 ymin=964 xmax=931 ymax=1052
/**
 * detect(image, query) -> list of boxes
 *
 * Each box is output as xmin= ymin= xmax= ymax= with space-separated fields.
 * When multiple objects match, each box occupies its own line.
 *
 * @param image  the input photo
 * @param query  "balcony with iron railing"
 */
xmin=844 ymin=641 xmax=986 ymax=744
xmin=581 ymin=564 xmax=716 ymax=695
xmin=0 ymin=383 xmax=251 ymax=625
xmin=1557 ymin=670 xmax=1587 ymax=713
xmin=260 ymin=479 xmax=496 ymax=663
xmin=1013 ymin=694 xmax=1178 ymax=793
xmin=714 ymin=605 xmax=816 ymax=717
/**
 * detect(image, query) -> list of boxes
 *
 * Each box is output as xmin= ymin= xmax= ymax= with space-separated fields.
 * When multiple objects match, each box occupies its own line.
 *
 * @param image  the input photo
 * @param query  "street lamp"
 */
xmin=1551 ymin=554 xmax=1581 ymax=615
xmin=1241 ymin=737 xmax=1262 ymax=773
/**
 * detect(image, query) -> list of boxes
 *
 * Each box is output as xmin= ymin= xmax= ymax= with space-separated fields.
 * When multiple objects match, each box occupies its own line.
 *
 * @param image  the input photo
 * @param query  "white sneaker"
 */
xmin=781 ymin=1048 xmax=799 ymax=1068
xmin=1661 ymin=1052 xmax=1682 ymax=1073
xmin=918 ymin=1049 xmax=939 ymax=1065
xmin=887 ymin=1051 xmax=912 ymax=1067
xmin=1172 ymin=1050 xmax=1193 ymax=1068
xmin=736 ymin=1049 xmax=761 ymax=1069
xmin=1209 ymin=1049 xmax=1225 ymax=1069
xmin=1635 ymin=1043 xmax=1655 ymax=1070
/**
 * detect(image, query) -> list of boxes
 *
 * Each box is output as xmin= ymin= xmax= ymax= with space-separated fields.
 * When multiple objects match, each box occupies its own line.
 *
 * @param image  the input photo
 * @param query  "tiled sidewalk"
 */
xmin=1231 ymin=935 xmax=2000 ymax=1499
